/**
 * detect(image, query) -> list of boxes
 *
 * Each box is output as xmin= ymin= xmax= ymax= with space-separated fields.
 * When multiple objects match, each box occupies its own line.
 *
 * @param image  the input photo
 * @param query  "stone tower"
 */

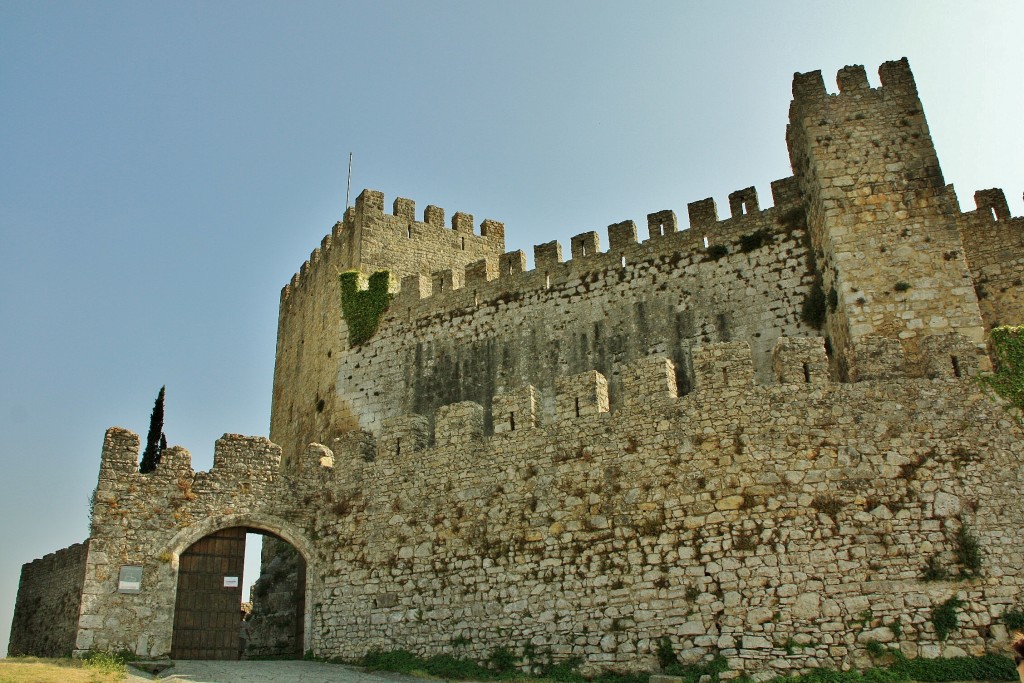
xmin=270 ymin=191 xmax=505 ymax=463
xmin=786 ymin=58 xmax=987 ymax=381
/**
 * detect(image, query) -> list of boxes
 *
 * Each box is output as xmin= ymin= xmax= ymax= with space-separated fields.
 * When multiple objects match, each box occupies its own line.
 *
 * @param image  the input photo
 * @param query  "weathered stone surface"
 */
xmin=11 ymin=57 xmax=1024 ymax=682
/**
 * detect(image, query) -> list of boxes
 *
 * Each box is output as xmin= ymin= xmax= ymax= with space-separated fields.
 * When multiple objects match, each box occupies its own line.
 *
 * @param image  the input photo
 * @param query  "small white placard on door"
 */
xmin=223 ymin=576 xmax=239 ymax=588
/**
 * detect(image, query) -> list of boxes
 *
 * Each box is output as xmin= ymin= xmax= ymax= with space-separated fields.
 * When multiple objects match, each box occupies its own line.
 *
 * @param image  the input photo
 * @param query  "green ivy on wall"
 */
xmin=983 ymin=325 xmax=1024 ymax=412
xmin=339 ymin=270 xmax=393 ymax=347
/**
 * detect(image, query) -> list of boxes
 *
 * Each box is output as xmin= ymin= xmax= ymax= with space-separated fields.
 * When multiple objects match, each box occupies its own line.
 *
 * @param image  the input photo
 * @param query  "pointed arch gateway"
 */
xmin=162 ymin=513 xmax=316 ymax=660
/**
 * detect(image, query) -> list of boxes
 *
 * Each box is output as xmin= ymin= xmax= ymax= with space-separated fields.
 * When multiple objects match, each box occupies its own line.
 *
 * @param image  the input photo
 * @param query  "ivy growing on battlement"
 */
xmin=982 ymin=325 xmax=1024 ymax=413
xmin=339 ymin=270 xmax=393 ymax=347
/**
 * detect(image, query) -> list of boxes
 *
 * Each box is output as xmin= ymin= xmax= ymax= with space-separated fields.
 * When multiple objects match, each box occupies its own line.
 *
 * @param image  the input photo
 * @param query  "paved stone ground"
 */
xmin=127 ymin=660 xmax=431 ymax=683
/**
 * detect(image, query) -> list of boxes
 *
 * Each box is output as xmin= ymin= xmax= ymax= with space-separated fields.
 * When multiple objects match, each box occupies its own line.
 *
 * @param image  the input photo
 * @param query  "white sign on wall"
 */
xmin=223 ymin=576 xmax=239 ymax=588
xmin=118 ymin=566 xmax=143 ymax=594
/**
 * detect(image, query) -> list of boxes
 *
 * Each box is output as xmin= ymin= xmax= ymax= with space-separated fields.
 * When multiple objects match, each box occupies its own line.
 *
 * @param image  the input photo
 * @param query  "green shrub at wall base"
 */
xmin=983 ymin=326 xmax=1024 ymax=412
xmin=339 ymin=270 xmax=394 ymax=346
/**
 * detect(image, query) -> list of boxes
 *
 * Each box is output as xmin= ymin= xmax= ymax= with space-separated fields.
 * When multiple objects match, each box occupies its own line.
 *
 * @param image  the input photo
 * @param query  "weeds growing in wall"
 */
xmin=982 ymin=326 xmax=1024 ymax=413
xmin=954 ymin=521 xmax=982 ymax=578
xmin=339 ymin=270 xmax=393 ymax=346
xmin=931 ymin=596 xmax=964 ymax=642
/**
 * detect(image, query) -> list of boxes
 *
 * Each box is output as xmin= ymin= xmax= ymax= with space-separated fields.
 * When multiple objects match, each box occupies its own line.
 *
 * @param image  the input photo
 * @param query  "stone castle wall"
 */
xmin=272 ymin=193 xmax=506 ymax=464
xmin=958 ymin=189 xmax=1024 ymax=332
xmin=71 ymin=341 xmax=1024 ymax=677
xmin=11 ymin=56 xmax=1024 ymax=678
xmin=277 ymin=177 xmax=819 ymax=455
xmin=786 ymin=59 xmax=987 ymax=382
xmin=8 ymin=541 xmax=89 ymax=657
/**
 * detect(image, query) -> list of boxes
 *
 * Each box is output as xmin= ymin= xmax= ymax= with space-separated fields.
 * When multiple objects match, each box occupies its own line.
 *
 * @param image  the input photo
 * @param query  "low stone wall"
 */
xmin=7 ymin=541 xmax=89 ymax=657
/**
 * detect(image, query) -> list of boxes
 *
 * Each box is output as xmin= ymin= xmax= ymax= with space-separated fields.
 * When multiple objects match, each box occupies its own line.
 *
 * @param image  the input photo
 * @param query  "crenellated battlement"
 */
xmin=791 ymin=57 xmax=918 ymax=105
xmin=279 ymin=188 xmax=506 ymax=309
xmin=97 ymin=428 xmax=282 ymax=486
xmin=327 ymin=335 xmax=984 ymax=464
xmin=390 ymin=176 xmax=805 ymax=313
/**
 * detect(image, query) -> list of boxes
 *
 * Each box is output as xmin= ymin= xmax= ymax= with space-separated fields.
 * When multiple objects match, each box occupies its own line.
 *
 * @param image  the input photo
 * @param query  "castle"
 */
xmin=9 ymin=58 xmax=1024 ymax=679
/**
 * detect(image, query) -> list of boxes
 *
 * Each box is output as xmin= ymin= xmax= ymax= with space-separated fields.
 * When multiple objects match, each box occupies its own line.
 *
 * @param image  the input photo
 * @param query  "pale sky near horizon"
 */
xmin=2 ymin=1 xmax=1023 ymax=656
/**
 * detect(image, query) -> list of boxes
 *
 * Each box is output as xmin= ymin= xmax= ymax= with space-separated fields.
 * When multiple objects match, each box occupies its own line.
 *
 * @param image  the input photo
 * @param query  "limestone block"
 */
xmin=492 ymin=385 xmax=537 ymax=434
xmin=465 ymin=258 xmax=497 ymax=285
xmin=555 ymin=370 xmax=609 ymax=420
xmin=498 ymin=250 xmax=527 ymax=278
xmin=852 ymin=336 xmax=905 ymax=381
xmin=608 ymin=221 xmax=638 ymax=251
xmin=435 ymin=401 xmax=484 ymax=446
xmin=393 ymin=197 xmax=415 ymax=221
xmin=692 ymin=342 xmax=754 ymax=391
xmin=919 ymin=333 xmax=980 ymax=379
xmin=647 ymin=210 xmax=677 ymax=239
xmin=534 ymin=240 xmax=562 ymax=269
xmin=378 ymin=415 xmax=429 ymax=459
xmin=771 ymin=337 xmax=829 ymax=384
xmin=621 ymin=356 xmax=678 ymax=408
xmin=571 ymin=231 xmax=601 ymax=259
xmin=728 ymin=187 xmax=759 ymax=218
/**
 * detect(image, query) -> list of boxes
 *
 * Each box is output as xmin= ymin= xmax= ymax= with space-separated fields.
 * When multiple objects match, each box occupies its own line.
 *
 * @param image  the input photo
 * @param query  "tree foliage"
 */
xmin=139 ymin=386 xmax=166 ymax=474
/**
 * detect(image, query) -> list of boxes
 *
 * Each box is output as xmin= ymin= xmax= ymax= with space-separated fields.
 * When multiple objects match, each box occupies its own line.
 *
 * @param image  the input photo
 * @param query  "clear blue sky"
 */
xmin=2 ymin=1 xmax=1022 ymax=655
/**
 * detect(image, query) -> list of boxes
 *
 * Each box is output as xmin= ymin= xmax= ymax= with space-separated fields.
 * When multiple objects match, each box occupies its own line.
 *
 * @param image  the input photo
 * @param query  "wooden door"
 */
xmin=170 ymin=527 xmax=246 ymax=660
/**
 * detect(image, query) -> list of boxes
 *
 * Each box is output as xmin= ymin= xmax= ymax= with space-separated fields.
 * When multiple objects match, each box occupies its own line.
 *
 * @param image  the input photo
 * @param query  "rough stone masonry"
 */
xmin=10 ymin=57 xmax=1024 ymax=680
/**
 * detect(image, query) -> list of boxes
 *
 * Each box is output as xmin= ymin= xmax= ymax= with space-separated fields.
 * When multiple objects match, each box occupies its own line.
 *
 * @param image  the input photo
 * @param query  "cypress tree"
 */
xmin=139 ymin=386 xmax=166 ymax=474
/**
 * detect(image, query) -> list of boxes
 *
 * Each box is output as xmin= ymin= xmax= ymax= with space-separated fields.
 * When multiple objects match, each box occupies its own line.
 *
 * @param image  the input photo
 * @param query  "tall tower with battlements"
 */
xmin=271 ymin=191 xmax=506 ymax=463
xmin=786 ymin=58 xmax=988 ymax=380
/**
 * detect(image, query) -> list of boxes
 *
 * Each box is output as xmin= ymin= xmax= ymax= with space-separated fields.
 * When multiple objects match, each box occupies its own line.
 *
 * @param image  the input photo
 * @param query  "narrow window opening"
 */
xmin=951 ymin=355 xmax=962 ymax=378
xmin=545 ymin=273 xmax=551 ymax=290
xmin=395 ymin=438 xmax=401 ymax=457
xmin=703 ymin=235 xmax=710 ymax=249
xmin=439 ymin=281 xmax=445 ymax=293
xmin=509 ymin=412 xmax=516 ymax=431
xmin=802 ymin=362 xmax=811 ymax=383
xmin=407 ymin=226 xmax=412 ymax=238
xmin=990 ymin=207 xmax=998 ymax=221
xmin=581 ymin=245 xmax=588 ymax=256
xmin=620 ymin=255 xmax=626 ymax=268
xmin=461 ymin=237 xmax=466 ymax=250
xmin=722 ymin=367 xmax=728 ymax=384
xmin=474 ymin=291 xmax=479 ymax=306
xmin=507 ymin=262 xmax=513 ymax=275
xmin=574 ymin=397 xmax=580 ymax=418
xmin=741 ymin=202 xmax=748 ymax=215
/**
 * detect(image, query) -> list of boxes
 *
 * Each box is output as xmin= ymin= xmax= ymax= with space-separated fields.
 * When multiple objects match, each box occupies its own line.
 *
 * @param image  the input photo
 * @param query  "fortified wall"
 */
xmin=269 ymin=59 xmax=1021 ymax=465
xmin=46 ymin=341 xmax=1024 ymax=676
xmin=7 ymin=542 xmax=89 ymax=657
xmin=9 ymin=57 xmax=1024 ymax=678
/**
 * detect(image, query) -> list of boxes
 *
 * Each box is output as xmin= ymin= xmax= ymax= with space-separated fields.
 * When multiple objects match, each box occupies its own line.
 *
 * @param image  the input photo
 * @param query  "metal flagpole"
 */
xmin=345 ymin=153 xmax=353 ymax=209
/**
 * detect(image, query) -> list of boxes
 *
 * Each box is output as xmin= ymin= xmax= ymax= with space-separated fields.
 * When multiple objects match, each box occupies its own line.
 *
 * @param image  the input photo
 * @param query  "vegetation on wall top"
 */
xmin=339 ymin=270 xmax=394 ymax=347
xmin=983 ymin=325 xmax=1024 ymax=413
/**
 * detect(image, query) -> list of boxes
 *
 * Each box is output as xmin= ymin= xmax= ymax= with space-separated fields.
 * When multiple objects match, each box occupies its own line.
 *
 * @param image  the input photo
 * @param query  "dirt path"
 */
xmin=127 ymin=660 xmax=429 ymax=683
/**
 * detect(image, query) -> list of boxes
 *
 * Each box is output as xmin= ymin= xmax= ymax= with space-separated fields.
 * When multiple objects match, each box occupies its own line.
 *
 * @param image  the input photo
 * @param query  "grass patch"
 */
xmin=0 ymin=655 xmax=126 ymax=682
xmin=358 ymin=648 xmax=726 ymax=683
xmin=767 ymin=651 xmax=1015 ymax=683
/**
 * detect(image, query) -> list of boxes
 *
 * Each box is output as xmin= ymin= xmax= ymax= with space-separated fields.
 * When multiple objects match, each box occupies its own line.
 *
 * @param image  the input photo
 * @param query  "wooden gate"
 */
xmin=170 ymin=527 xmax=246 ymax=660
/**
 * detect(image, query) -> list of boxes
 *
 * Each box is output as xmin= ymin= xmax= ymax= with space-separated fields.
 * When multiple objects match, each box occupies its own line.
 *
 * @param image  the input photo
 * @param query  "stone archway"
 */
xmin=161 ymin=513 xmax=316 ymax=657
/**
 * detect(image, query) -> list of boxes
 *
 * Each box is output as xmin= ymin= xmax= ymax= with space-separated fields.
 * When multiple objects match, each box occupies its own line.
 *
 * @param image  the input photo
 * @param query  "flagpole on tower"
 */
xmin=345 ymin=152 xmax=353 ymax=210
